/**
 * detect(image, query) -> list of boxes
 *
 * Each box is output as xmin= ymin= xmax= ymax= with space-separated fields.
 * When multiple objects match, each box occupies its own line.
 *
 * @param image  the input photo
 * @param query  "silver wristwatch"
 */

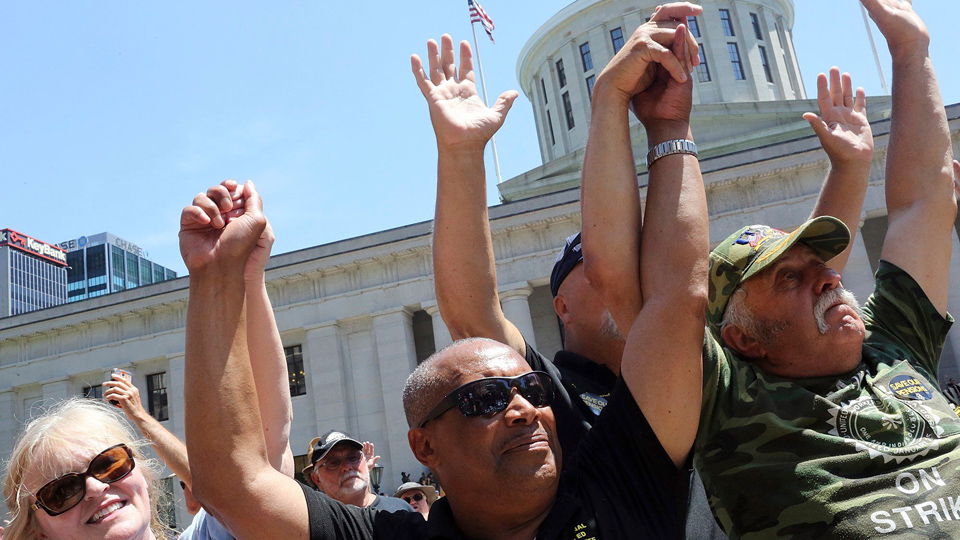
xmin=645 ymin=139 xmax=698 ymax=168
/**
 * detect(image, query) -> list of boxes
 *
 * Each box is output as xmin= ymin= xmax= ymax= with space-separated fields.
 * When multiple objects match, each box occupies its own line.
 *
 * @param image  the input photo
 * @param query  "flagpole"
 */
xmin=860 ymin=2 xmax=890 ymax=95
xmin=470 ymin=22 xmax=504 ymax=184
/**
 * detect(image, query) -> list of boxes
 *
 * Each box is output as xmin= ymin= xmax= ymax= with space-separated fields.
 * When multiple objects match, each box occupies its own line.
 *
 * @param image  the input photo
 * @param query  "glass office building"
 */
xmin=57 ymin=233 xmax=177 ymax=302
xmin=0 ymin=229 xmax=68 ymax=317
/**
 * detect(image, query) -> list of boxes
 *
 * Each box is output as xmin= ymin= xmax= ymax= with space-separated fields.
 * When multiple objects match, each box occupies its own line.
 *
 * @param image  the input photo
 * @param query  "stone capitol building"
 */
xmin=2 ymin=0 xmax=960 ymax=530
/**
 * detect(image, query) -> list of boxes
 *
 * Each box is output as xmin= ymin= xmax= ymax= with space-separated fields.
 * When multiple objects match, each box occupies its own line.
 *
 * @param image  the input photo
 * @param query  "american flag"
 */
xmin=468 ymin=0 xmax=495 ymax=43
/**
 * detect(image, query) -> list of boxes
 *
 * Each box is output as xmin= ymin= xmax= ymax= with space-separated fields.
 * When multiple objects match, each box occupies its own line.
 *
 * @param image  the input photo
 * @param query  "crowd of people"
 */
xmin=4 ymin=0 xmax=960 ymax=539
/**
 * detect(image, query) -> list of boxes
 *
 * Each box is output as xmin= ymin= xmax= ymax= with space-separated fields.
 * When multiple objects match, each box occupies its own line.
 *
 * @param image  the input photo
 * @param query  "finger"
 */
xmin=491 ymin=90 xmax=519 ymax=120
xmin=242 ymin=180 xmax=264 ymax=218
xmin=829 ymin=66 xmax=842 ymax=107
xmin=815 ymin=73 xmax=831 ymax=115
xmin=221 ymin=179 xmax=240 ymax=199
xmin=410 ymin=55 xmax=433 ymax=95
xmin=458 ymin=41 xmax=475 ymax=83
xmin=841 ymin=72 xmax=854 ymax=108
xmin=670 ymin=24 xmax=688 ymax=74
xmin=854 ymin=87 xmax=867 ymax=113
xmin=180 ymin=205 xmax=211 ymax=227
xmin=206 ymin=184 xmax=233 ymax=213
xmin=803 ymin=112 xmax=830 ymax=140
xmin=191 ymin=194 xmax=224 ymax=229
xmin=687 ymin=32 xmax=700 ymax=68
xmin=652 ymin=2 xmax=703 ymax=21
xmin=440 ymin=34 xmax=456 ymax=81
xmin=651 ymin=41 xmax=688 ymax=84
xmin=426 ymin=39 xmax=443 ymax=86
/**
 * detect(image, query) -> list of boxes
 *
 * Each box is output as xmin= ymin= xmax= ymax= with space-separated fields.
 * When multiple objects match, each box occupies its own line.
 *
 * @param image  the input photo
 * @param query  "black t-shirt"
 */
xmin=525 ymin=341 xmax=728 ymax=540
xmin=301 ymin=380 xmax=685 ymax=540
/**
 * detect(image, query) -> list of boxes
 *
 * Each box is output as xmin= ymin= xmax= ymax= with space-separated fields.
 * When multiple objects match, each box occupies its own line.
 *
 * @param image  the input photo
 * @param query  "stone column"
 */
xmin=942 ymin=230 xmax=960 ymax=377
xmin=167 ymin=354 xmax=186 ymax=440
xmin=839 ymin=227 xmax=877 ymax=303
xmin=305 ymin=322 xmax=350 ymax=427
xmin=423 ymin=301 xmax=453 ymax=350
xmin=0 ymin=391 xmax=16 ymax=467
xmin=500 ymin=283 xmax=538 ymax=348
xmin=372 ymin=308 xmax=421 ymax=494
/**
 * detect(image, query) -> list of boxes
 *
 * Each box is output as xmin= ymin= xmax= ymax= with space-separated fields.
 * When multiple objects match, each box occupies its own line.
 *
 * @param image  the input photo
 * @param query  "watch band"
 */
xmin=645 ymin=139 xmax=699 ymax=168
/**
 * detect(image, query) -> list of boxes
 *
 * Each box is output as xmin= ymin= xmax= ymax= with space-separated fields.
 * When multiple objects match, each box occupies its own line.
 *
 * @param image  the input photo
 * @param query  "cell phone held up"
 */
xmin=107 ymin=368 xmax=132 ymax=407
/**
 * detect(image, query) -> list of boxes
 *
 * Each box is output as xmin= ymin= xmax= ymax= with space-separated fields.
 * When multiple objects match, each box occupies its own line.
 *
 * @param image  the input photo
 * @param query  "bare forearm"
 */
xmin=580 ymin=80 xmax=643 ymax=333
xmin=810 ymin=164 xmax=870 ymax=273
xmin=886 ymin=53 xmax=954 ymax=213
xmin=627 ymin=121 xmax=708 ymax=467
xmin=129 ymin=411 xmax=191 ymax=485
xmin=186 ymin=269 xmax=270 ymax=505
xmin=433 ymin=148 xmax=524 ymax=351
xmin=245 ymin=278 xmax=293 ymax=475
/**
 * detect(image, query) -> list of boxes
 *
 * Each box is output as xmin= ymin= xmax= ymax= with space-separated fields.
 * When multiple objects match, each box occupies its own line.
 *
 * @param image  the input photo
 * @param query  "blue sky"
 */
xmin=2 ymin=1 xmax=957 ymax=276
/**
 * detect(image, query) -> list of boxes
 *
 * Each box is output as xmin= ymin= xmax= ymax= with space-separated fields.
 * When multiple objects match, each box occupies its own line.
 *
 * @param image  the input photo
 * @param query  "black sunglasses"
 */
xmin=31 ymin=443 xmax=136 ymax=516
xmin=419 ymin=371 xmax=554 ymax=427
xmin=402 ymin=492 xmax=424 ymax=503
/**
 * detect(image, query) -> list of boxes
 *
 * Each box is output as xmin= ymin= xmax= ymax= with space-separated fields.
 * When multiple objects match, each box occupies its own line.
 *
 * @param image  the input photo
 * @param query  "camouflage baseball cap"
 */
xmin=706 ymin=216 xmax=850 ymax=339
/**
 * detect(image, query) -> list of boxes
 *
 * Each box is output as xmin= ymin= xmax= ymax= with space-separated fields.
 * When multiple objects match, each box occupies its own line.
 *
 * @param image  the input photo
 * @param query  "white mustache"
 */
xmin=813 ymin=288 xmax=861 ymax=334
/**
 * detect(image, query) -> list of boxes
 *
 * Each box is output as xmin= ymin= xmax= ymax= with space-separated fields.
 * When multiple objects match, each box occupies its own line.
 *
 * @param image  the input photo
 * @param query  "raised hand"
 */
xmin=204 ymin=179 xmax=277 ymax=282
xmin=860 ymin=0 xmax=929 ymax=55
xmin=179 ymin=180 xmax=266 ymax=273
xmin=411 ymin=35 xmax=518 ymax=152
xmin=803 ymin=67 xmax=873 ymax=170
xmin=597 ymin=2 xmax=701 ymax=104
xmin=629 ymin=22 xmax=694 ymax=127
xmin=103 ymin=373 xmax=147 ymax=420
xmin=362 ymin=441 xmax=381 ymax=470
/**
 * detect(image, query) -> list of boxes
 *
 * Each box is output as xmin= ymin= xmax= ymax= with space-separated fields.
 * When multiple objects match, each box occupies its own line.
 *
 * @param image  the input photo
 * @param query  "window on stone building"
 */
xmin=562 ymin=92 xmax=575 ymax=130
xmin=547 ymin=110 xmax=556 ymax=145
xmin=579 ymin=42 xmax=593 ymax=72
xmin=861 ymin=215 xmax=889 ymax=274
xmin=585 ymin=75 xmax=596 ymax=101
xmin=751 ymin=13 xmax=763 ymax=40
xmin=720 ymin=9 xmax=735 ymax=37
xmin=728 ymin=43 xmax=745 ymax=80
xmin=687 ymin=16 xmax=701 ymax=39
xmin=146 ymin=372 xmax=169 ymax=421
xmin=412 ymin=310 xmax=436 ymax=365
xmin=610 ymin=27 xmax=625 ymax=53
xmin=696 ymin=46 xmax=711 ymax=82
xmin=759 ymin=46 xmax=774 ymax=82
xmin=556 ymin=59 xmax=567 ymax=88
xmin=294 ymin=454 xmax=310 ymax=485
xmin=285 ymin=345 xmax=307 ymax=396
xmin=540 ymin=78 xmax=548 ymax=104
xmin=82 ymin=384 xmax=103 ymax=400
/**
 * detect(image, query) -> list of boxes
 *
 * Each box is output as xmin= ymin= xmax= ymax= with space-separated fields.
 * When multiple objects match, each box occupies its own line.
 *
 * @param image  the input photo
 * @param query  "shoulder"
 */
xmin=371 ymin=495 xmax=416 ymax=513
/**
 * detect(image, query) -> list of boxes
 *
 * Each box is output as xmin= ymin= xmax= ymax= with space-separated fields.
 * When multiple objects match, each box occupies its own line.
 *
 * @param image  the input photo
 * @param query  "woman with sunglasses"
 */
xmin=3 ymin=398 xmax=164 ymax=540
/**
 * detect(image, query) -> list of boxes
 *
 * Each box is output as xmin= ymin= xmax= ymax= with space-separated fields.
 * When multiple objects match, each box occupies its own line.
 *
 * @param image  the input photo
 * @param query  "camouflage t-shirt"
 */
xmin=697 ymin=261 xmax=957 ymax=539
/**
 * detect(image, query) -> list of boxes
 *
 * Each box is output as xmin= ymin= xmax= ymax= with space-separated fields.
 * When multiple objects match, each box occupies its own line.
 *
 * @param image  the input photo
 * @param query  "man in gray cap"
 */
xmin=302 ymin=430 xmax=413 ymax=513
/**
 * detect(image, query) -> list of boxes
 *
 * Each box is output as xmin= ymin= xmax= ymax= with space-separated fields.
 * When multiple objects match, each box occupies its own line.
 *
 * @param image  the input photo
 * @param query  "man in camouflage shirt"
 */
xmin=696 ymin=0 xmax=959 ymax=537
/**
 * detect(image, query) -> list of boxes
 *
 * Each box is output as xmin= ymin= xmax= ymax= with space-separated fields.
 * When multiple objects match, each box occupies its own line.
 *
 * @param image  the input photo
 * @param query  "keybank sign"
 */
xmin=0 ymin=229 xmax=68 ymax=266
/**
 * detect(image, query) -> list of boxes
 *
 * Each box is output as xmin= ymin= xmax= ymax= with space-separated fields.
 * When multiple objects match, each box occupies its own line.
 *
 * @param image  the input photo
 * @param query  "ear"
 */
xmin=721 ymin=324 xmax=767 ymax=360
xmin=553 ymin=293 xmax=573 ymax=325
xmin=309 ymin=468 xmax=323 ymax=491
xmin=408 ymin=428 xmax=438 ymax=468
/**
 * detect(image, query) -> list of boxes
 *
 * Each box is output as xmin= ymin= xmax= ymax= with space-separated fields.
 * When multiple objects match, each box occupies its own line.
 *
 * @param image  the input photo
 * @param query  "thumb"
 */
xmin=242 ymin=180 xmax=264 ymax=217
xmin=492 ymin=90 xmax=519 ymax=119
xmin=803 ymin=112 xmax=830 ymax=139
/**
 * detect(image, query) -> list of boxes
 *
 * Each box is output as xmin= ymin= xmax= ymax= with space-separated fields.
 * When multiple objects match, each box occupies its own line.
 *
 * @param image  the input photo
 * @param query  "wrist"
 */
xmin=889 ymin=40 xmax=930 ymax=64
xmin=829 ymin=158 xmax=872 ymax=177
xmin=645 ymin=121 xmax=694 ymax=148
xmin=592 ymin=74 xmax=631 ymax=107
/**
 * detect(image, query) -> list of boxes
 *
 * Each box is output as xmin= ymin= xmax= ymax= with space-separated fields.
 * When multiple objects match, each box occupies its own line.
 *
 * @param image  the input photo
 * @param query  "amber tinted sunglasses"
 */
xmin=31 ymin=444 xmax=135 ymax=516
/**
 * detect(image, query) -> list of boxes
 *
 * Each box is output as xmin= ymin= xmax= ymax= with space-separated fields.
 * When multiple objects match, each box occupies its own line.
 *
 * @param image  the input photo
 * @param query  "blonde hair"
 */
xmin=3 ymin=398 xmax=167 ymax=540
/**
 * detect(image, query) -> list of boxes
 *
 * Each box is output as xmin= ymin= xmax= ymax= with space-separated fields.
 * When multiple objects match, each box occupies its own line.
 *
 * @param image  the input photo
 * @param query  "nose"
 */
xmin=503 ymin=389 xmax=539 ymax=427
xmin=815 ymin=266 xmax=842 ymax=296
xmin=84 ymin=474 xmax=110 ymax=501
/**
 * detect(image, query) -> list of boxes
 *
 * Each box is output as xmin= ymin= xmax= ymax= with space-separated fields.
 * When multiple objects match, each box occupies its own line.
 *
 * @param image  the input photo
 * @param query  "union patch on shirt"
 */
xmin=578 ymin=392 xmax=608 ymax=416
